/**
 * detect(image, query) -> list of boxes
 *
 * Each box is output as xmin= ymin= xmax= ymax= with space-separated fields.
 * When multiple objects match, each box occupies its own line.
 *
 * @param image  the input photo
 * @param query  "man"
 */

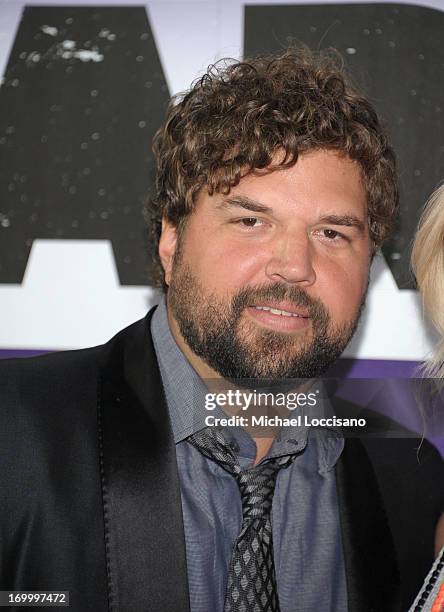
xmin=1 ymin=48 xmax=443 ymax=612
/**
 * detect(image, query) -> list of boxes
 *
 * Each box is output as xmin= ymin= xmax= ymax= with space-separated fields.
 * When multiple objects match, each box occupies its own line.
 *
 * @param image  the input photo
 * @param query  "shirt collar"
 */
xmin=151 ymin=297 xmax=208 ymax=442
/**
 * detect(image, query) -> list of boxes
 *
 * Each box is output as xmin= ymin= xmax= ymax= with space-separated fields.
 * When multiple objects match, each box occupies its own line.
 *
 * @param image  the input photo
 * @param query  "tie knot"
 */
xmin=188 ymin=428 xmax=293 ymax=521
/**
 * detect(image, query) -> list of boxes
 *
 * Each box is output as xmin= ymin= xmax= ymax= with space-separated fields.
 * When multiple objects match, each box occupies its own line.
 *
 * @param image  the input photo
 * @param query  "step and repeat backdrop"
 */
xmin=0 ymin=0 xmax=443 ymax=379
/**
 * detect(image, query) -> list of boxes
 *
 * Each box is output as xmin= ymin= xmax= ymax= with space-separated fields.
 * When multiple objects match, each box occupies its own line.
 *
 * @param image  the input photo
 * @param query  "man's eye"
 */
xmin=321 ymin=228 xmax=347 ymax=241
xmin=238 ymin=217 xmax=263 ymax=228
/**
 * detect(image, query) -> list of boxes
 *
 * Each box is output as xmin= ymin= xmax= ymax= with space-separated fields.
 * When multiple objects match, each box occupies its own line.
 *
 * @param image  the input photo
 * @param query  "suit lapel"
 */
xmin=98 ymin=310 xmax=190 ymax=612
xmin=335 ymin=435 xmax=400 ymax=612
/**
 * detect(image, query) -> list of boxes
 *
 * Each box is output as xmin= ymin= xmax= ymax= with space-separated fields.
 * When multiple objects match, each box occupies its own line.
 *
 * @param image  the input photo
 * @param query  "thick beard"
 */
xmin=168 ymin=262 xmax=366 ymax=382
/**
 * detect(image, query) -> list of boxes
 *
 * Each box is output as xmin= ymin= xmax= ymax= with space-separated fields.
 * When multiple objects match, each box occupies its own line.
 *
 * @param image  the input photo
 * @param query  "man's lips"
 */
xmin=250 ymin=303 xmax=310 ymax=318
xmin=245 ymin=303 xmax=311 ymax=332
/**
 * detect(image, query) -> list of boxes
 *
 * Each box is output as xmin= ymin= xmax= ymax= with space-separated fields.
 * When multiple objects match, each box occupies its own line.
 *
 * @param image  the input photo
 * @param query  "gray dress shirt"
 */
xmin=151 ymin=299 xmax=347 ymax=612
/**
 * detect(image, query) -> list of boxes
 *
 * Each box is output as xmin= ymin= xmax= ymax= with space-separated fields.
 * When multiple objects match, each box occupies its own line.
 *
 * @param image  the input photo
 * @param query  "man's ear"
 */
xmin=158 ymin=218 xmax=178 ymax=287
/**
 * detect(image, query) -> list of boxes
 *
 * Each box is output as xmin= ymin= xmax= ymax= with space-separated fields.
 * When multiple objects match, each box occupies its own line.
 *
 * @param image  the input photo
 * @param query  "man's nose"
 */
xmin=265 ymin=233 xmax=316 ymax=285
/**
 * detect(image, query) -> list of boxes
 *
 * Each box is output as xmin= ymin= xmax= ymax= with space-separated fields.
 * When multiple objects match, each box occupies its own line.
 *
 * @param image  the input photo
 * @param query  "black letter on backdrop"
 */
xmin=0 ymin=7 xmax=169 ymax=285
xmin=244 ymin=3 xmax=444 ymax=289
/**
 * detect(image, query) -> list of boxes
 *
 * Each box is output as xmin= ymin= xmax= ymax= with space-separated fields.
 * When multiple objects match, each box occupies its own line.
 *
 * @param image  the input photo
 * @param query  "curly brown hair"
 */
xmin=145 ymin=46 xmax=398 ymax=289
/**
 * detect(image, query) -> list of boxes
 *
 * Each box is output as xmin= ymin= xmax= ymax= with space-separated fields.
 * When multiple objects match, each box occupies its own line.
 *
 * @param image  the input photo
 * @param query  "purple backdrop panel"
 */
xmin=329 ymin=358 xmax=420 ymax=378
xmin=0 ymin=349 xmax=51 ymax=359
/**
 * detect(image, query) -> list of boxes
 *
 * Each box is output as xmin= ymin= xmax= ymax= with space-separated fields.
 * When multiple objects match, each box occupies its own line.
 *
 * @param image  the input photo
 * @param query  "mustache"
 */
xmin=231 ymin=282 xmax=329 ymax=320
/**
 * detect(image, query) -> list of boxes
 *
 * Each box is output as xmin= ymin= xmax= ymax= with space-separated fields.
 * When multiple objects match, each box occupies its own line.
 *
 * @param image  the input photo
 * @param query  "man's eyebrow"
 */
xmin=217 ymin=196 xmax=273 ymax=214
xmin=318 ymin=214 xmax=366 ymax=232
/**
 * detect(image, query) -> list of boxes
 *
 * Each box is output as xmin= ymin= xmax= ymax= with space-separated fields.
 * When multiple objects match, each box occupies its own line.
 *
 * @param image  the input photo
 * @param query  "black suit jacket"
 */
xmin=1 ymin=309 xmax=443 ymax=611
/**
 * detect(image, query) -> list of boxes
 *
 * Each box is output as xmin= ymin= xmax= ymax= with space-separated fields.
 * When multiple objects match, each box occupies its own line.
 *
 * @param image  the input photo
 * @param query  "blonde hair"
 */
xmin=411 ymin=183 xmax=444 ymax=379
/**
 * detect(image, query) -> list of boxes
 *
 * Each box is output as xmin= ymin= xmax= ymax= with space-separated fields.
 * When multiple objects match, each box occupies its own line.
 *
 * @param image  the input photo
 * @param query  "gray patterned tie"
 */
xmin=187 ymin=427 xmax=294 ymax=612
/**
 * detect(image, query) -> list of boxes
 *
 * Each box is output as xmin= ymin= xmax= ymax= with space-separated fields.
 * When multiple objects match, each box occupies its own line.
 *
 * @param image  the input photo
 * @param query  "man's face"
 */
xmin=160 ymin=149 xmax=371 ymax=380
